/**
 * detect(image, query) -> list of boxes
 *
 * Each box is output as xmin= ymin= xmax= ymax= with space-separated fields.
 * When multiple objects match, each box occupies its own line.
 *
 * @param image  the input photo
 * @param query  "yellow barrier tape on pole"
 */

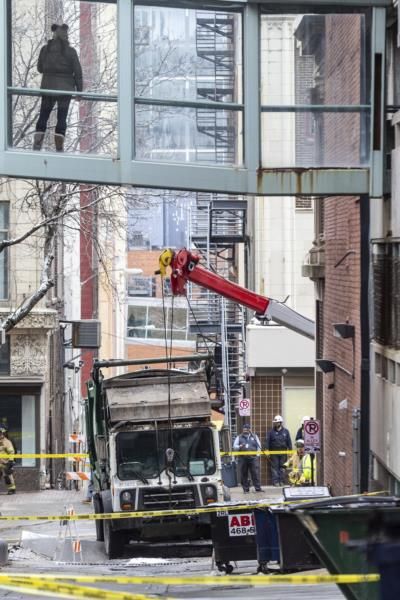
xmin=0 ymin=577 xmax=173 ymax=600
xmin=0 ymin=573 xmax=380 ymax=586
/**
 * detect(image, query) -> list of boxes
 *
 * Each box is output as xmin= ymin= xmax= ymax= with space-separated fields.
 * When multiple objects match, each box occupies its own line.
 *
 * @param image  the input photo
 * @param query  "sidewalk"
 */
xmin=228 ymin=485 xmax=283 ymax=503
xmin=0 ymin=488 xmax=92 ymax=517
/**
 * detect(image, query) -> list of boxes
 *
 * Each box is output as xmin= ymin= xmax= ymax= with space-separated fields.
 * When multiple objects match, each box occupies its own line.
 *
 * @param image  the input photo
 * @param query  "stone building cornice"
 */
xmin=0 ymin=309 xmax=58 ymax=330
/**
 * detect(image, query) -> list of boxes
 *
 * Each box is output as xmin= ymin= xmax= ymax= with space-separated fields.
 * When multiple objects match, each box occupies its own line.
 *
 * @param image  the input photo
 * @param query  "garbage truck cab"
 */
xmin=85 ymin=355 xmax=225 ymax=558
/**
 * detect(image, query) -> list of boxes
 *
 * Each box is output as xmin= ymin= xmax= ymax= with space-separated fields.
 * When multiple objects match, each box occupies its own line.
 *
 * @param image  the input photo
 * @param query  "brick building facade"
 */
xmin=302 ymin=14 xmax=366 ymax=494
xmin=321 ymin=197 xmax=361 ymax=494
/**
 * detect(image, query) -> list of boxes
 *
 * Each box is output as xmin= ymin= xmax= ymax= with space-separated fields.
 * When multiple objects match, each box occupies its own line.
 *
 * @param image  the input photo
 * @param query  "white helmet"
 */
xmin=273 ymin=415 xmax=283 ymax=423
xmin=302 ymin=416 xmax=310 ymax=424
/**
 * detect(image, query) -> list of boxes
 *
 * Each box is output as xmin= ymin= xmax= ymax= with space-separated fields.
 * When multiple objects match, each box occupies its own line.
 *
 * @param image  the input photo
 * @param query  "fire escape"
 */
xmin=189 ymin=11 xmax=246 ymax=433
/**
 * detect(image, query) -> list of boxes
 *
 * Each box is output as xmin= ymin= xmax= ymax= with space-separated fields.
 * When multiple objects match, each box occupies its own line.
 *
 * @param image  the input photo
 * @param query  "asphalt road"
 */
xmin=0 ymin=488 xmax=346 ymax=600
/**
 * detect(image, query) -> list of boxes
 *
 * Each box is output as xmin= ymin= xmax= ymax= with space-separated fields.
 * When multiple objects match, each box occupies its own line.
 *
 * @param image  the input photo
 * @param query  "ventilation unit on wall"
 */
xmin=71 ymin=320 xmax=101 ymax=348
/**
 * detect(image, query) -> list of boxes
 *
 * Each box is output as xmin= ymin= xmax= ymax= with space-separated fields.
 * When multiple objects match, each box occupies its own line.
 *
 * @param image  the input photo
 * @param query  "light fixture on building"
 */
xmin=333 ymin=323 xmax=355 ymax=339
xmin=316 ymin=359 xmax=336 ymax=374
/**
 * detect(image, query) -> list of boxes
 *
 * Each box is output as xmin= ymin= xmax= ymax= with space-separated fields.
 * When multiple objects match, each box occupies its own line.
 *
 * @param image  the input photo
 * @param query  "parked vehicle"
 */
xmin=85 ymin=355 xmax=226 ymax=558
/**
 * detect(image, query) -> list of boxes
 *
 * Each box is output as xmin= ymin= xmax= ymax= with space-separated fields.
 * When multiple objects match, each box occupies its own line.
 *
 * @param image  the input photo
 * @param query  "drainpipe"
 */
xmin=352 ymin=408 xmax=361 ymax=494
xmin=360 ymin=195 xmax=370 ymax=492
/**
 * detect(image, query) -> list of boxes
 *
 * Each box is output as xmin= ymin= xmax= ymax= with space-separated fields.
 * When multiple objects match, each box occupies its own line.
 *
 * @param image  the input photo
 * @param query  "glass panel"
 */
xmin=0 ymin=398 xmax=20 ymax=459
xmin=169 ymin=307 xmax=193 ymax=341
xmin=9 ymin=0 xmax=117 ymax=155
xmin=136 ymin=105 xmax=242 ymax=165
xmin=260 ymin=13 xmax=370 ymax=169
xmin=127 ymin=275 xmax=156 ymax=298
xmin=21 ymin=395 xmax=36 ymax=467
xmin=0 ymin=203 xmax=9 ymax=300
xmin=147 ymin=305 xmax=166 ymax=339
xmin=117 ymin=428 xmax=216 ymax=480
xmin=261 ymin=111 xmax=369 ymax=168
xmin=135 ymin=6 xmax=242 ymax=104
xmin=11 ymin=95 xmax=117 ymax=154
xmin=127 ymin=305 xmax=147 ymax=338
xmin=260 ymin=14 xmax=369 ymax=106
xmin=0 ymin=339 xmax=10 ymax=375
xmin=0 ymin=203 xmax=9 ymax=231
xmin=127 ymin=190 xmax=193 ymax=249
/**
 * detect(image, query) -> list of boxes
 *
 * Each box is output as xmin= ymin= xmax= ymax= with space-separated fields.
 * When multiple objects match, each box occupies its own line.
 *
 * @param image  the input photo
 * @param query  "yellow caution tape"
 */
xmin=0 ymin=453 xmax=89 ymax=459
xmin=0 ymin=490 xmax=388 ymax=522
xmin=0 ymin=576 xmax=167 ymax=600
xmin=0 ymin=572 xmax=380 ymax=586
xmin=224 ymin=451 xmax=294 ymax=456
xmin=2 ymin=451 xmax=288 ymax=459
xmin=0 ymin=503 xmax=273 ymax=521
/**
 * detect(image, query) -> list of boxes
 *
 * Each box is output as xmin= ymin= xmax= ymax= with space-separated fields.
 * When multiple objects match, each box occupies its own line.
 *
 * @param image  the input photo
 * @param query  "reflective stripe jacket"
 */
xmin=0 ymin=437 xmax=15 ymax=466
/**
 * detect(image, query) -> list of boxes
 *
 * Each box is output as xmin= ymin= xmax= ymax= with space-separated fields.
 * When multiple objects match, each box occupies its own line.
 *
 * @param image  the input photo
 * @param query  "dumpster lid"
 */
xmin=288 ymin=494 xmax=400 ymax=512
xmin=282 ymin=486 xmax=331 ymax=501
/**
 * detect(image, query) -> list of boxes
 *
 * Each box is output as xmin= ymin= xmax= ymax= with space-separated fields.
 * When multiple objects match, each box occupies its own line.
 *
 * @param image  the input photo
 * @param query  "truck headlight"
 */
xmin=120 ymin=490 xmax=135 ymax=510
xmin=202 ymin=485 xmax=217 ymax=503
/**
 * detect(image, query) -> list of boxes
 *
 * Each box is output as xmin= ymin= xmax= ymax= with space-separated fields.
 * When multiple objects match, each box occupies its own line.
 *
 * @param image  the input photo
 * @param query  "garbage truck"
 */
xmin=85 ymin=354 xmax=226 ymax=558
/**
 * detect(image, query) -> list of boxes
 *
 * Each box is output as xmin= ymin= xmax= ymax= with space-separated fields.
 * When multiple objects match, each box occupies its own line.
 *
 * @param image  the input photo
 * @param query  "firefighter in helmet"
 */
xmin=284 ymin=438 xmax=314 ymax=486
xmin=0 ymin=425 xmax=16 ymax=494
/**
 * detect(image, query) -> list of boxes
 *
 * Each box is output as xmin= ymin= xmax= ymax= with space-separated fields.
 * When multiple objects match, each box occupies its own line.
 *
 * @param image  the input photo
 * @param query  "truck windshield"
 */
xmin=116 ymin=428 xmax=216 ymax=480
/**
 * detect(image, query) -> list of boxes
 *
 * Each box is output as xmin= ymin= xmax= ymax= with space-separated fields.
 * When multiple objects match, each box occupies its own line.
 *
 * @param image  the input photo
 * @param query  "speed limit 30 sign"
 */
xmin=303 ymin=419 xmax=321 ymax=453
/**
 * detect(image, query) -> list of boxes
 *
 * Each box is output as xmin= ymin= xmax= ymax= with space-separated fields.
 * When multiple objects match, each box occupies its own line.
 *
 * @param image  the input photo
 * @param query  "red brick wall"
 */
xmin=250 ymin=375 xmax=282 ymax=485
xmin=126 ymin=249 xmax=193 ymax=370
xmin=322 ymin=197 xmax=361 ymax=495
xmin=323 ymin=15 xmax=362 ymax=165
xmin=128 ymin=249 xmax=164 ymax=296
xmin=319 ymin=15 xmax=363 ymax=495
xmin=126 ymin=343 xmax=195 ymax=371
xmin=79 ymin=5 xmax=97 ymax=396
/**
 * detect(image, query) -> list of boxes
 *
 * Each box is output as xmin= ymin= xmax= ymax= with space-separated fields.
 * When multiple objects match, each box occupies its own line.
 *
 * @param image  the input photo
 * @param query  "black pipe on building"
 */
xmin=360 ymin=194 xmax=370 ymax=492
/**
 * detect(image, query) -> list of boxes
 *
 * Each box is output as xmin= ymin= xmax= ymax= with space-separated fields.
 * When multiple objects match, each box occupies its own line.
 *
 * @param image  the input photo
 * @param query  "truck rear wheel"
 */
xmin=93 ymin=494 xmax=104 ymax=542
xmin=103 ymin=519 xmax=122 ymax=559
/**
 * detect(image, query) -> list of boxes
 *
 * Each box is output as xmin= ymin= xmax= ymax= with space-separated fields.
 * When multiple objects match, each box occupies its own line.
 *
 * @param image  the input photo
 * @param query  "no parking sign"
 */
xmin=303 ymin=419 xmax=321 ymax=453
xmin=239 ymin=398 xmax=251 ymax=417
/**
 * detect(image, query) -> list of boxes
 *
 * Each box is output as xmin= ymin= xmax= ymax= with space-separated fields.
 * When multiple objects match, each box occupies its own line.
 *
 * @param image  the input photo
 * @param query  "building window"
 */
xmin=127 ymin=275 xmax=156 ymax=297
xmin=388 ymin=359 xmax=396 ymax=384
xmin=0 ymin=338 xmax=10 ymax=375
xmin=0 ymin=393 xmax=37 ymax=467
xmin=0 ymin=203 xmax=9 ymax=300
xmin=374 ymin=352 xmax=382 ymax=376
xmin=295 ymin=197 xmax=312 ymax=210
xmin=381 ymin=357 xmax=388 ymax=380
xmin=127 ymin=303 xmax=195 ymax=341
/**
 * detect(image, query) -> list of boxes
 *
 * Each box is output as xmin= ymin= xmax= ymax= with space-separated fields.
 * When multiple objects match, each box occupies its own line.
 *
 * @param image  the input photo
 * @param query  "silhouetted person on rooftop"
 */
xmin=33 ymin=23 xmax=83 ymax=152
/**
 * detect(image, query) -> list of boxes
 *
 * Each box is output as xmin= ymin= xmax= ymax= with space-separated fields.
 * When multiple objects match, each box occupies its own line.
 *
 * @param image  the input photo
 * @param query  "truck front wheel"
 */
xmin=93 ymin=494 xmax=104 ymax=542
xmin=103 ymin=519 xmax=122 ymax=559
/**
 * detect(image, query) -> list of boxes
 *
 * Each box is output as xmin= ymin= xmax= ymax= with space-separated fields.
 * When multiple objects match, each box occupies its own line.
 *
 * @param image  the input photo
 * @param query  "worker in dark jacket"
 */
xmin=266 ymin=415 xmax=292 ymax=486
xmin=233 ymin=424 xmax=263 ymax=493
xmin=33 ymin=23 xmax=83 ymax=152
xmin=295 ymin=416 xmax=311 ymax=441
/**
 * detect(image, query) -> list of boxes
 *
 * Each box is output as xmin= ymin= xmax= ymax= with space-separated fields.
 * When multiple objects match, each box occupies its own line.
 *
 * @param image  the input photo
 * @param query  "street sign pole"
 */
xmin=310 ymin=453 xmax=315 ymax=486
xmin=304 ymin=419 xmax=321 ymax=486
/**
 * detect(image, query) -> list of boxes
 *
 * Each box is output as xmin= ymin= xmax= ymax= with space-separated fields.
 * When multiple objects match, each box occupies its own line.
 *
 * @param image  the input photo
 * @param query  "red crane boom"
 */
xmin=157 ymin=248 xmax=315 ymax=340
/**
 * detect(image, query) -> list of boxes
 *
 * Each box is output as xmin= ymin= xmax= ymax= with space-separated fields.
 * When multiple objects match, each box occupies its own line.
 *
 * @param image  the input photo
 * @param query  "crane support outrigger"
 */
xmin=157 ymin=248 xmax=315 ymax=340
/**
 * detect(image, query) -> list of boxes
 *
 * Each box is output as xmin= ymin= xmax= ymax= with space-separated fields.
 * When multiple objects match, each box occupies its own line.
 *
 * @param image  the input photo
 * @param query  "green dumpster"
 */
xmin=290 ymin=495 xmax=400 ymax=600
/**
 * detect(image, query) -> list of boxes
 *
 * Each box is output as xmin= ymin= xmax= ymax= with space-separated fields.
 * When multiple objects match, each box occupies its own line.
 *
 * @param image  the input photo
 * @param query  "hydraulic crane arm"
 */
xmin=157 ymin=249 xmax=315 ymax=340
